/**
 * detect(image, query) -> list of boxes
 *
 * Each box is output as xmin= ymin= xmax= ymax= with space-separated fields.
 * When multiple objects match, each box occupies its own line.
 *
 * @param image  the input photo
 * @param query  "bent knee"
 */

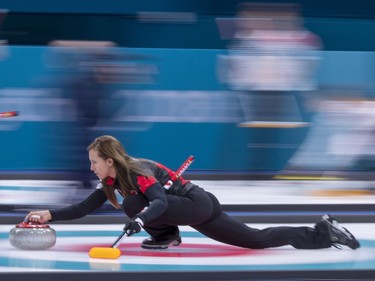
xmin=122 ymin=194 xmax=149 ymax=218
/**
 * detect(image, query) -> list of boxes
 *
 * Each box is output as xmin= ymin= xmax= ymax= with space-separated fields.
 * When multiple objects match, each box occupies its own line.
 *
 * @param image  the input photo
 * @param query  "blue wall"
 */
xmin=0 ymin=46 xmax=374 ymax=173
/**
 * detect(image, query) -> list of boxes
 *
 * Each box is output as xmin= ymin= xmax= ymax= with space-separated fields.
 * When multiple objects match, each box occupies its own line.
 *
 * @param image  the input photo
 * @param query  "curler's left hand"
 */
xmin=123 ymin=217 xmax=143 ymax=236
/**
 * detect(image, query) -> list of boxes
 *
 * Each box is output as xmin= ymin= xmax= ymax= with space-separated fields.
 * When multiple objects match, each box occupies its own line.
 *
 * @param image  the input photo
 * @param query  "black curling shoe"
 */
xmin=141 ymin=235 xmax=182 ymax=250
xmin=321 ymin=214 xmax=360 ymax=250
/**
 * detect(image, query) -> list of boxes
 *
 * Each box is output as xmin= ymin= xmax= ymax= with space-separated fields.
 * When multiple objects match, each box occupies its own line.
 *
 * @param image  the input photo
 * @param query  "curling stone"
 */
xmin=9 ymin=221 xmax=56 ymax=250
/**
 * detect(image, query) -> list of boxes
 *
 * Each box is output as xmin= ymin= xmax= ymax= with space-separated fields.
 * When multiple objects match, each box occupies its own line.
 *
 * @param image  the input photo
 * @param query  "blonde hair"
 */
xmin=87 ymin=135 xmax=151 ymax=208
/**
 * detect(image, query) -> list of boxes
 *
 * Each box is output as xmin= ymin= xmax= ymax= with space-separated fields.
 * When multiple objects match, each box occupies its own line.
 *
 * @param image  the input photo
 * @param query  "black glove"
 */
xmin=123 ymin=217 xmax=143 ymax=236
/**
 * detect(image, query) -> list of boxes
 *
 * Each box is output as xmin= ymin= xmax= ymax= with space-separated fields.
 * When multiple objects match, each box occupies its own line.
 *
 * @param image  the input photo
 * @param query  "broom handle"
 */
xmin=163 ymin=155 xmax=195 ymax=189
xmin=111 ymin=231 xmax=127 ymax=248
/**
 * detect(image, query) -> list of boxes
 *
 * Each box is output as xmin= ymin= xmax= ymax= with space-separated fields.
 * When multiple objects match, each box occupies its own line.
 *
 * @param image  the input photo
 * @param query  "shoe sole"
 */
xmin=322 ymin=215 xmax=360 ymax=250
xmin=141 ymin=238 xmax=181 ymax=250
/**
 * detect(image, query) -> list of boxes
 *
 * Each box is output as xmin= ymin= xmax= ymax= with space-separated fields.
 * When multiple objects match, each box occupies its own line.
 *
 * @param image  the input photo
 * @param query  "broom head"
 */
xmin=89 ymin=247 xmax=121 ymax=259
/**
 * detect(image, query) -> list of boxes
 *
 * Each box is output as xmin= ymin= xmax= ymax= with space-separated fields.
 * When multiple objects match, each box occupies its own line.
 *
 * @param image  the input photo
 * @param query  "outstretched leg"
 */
xmin=192 ymin=192 xmax=332 ymax=249
xmin=193 ymin=212 xmax=331 ymax=249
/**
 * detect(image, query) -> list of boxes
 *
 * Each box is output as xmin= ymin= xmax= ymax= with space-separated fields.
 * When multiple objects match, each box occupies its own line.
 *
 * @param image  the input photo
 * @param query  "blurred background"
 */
xmin=0 ymin=0 xmax=375 ymax=213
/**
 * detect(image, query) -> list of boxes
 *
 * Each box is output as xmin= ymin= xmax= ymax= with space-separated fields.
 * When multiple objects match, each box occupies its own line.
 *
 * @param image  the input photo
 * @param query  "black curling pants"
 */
xmin=122 ymin=186 xmax=332 ymax=249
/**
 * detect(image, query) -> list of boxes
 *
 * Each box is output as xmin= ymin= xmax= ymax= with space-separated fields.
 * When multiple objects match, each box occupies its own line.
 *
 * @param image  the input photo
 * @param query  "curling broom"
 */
xmin=0 ymin=111 xmax=18 ymax=118
xmin=88 ymin=155 xmax=195 ymax=259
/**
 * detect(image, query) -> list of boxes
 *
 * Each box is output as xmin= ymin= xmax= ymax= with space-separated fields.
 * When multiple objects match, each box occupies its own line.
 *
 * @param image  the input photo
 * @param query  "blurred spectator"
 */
xmin=46 ymin=41 xmax=118 ymax=191
xmin=285 ymin=92 xmax=375 ymax=175
xmin=40 ymin=41 xmax=155 ymax=191
xmin=218 ymin=2 xmax=322 ymax=127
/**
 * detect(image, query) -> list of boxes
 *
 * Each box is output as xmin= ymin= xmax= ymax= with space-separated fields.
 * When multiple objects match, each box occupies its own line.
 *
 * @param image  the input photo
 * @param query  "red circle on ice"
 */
xmin=57 ymin=243 xmax=265 ymax=258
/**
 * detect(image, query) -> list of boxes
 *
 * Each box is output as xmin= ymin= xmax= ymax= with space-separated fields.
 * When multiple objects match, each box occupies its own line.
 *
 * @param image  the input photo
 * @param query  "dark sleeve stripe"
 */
xmin=156 ymin=163 xmax=175 ymax=178
xmin=156 ymin=162 xmax=189 ymax=186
